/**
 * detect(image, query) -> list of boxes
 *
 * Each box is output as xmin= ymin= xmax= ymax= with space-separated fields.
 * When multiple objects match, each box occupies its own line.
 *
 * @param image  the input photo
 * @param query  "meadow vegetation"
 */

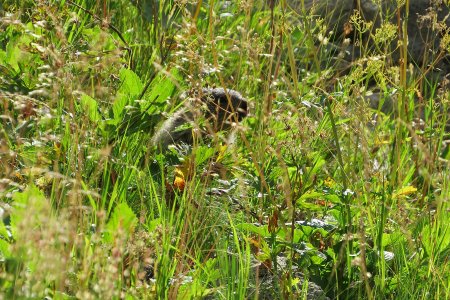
xmin=0 ymin=0 xmax=449 ymax=299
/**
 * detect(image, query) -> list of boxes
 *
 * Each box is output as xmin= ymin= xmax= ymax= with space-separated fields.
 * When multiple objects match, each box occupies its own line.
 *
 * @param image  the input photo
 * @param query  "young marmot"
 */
xmin=151 ymin=88 xmax=248 ymax=150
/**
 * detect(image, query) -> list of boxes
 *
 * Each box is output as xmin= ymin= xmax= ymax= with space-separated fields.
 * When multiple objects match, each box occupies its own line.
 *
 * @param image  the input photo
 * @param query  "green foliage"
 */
xmin=104 ymin=202 xmax=138 ymax=244
xmin=112 ymin=68 xmax=144 ymax=122
xmin=1 ymin=0 xmax=450 ymax=299
xmin=80 ymin=93 xmax=102 ymax=124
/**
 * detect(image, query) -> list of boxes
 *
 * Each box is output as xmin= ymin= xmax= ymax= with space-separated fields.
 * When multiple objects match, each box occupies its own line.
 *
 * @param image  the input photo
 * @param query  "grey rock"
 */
xmin=291 ymin=0 xmax=450 ymax=75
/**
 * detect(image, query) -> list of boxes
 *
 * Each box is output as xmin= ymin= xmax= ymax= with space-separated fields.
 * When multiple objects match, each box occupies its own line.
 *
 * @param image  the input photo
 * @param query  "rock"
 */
xmin=291 ymin=0 xmax=450 ymax=76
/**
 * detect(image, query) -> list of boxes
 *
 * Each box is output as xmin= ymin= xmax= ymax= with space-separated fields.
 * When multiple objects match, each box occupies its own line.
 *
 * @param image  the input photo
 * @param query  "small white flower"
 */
xmin=343 ymin=189 xmax=354 ymax=196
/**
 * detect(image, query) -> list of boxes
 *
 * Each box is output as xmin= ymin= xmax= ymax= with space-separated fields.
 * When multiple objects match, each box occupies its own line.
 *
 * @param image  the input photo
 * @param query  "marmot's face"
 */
xmin=201 ymin=88 xmax=248 ymax=131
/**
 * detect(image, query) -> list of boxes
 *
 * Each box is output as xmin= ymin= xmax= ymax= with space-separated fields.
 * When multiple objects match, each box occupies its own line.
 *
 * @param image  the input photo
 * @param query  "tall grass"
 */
xmin=0 ymin=0 xmax=449 ymax=299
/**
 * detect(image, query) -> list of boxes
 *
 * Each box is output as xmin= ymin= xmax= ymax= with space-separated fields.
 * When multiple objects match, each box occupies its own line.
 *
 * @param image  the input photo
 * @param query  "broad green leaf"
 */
xmin=4 ymin=34 xmax=34 ymax=73
xmin=142 ymin=68 xmax=181 ymax=112
xmin=118 ymin=68 xmax=143 ymax=97
xmin=299 ymin=190 xmax=324 ymax=201
xmin=0 ymin=238 xmax=11 ymax=258
xmin=104 ymin=202 xmax=138 ymax=244
xmin=82 ymin=27 xmax=115 ymax=51
xmin=324 ymin=194 xmax=342 ymax=204
xmin=5 ymin=37 xmax=21 ymax=72
xmin=80 ymin=93 xmax=101 ymax=123
xmin=112 ymin=68 xmax=143 ymax=122
xmin=236 ymin=223 xmax=271 ymax=238
xmin=277 ymin=227 xmax=309 ymax=242
xmin=195 ymin=145 xmax=216 ymax=166
xmin=112 ymin=93 xmax=129 ymax=123
xmin=147 ymin=218 xmax=161 ymax=232
xmin=421 ymin=220 xmax=450 ymax=257
xmin=381 ymin=232 xmax=405 ymax=247
xmin=11 ymin=186 xmax=47 ymax=238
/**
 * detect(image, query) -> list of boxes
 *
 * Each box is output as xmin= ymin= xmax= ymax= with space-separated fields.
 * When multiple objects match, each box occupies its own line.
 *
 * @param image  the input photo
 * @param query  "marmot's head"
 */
xmin=200 ymin=88 xmax=248 ymax=131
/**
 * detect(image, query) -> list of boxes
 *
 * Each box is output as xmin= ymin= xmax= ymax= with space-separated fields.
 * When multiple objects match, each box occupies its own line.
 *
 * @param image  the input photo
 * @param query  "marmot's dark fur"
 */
xmin=151 ymin=88 xmax=248 ymax=149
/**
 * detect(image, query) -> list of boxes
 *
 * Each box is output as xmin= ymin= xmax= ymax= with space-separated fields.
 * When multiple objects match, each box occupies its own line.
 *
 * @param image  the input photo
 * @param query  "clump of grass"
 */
xmin=1 ymin=0 xmax=450 ymax=299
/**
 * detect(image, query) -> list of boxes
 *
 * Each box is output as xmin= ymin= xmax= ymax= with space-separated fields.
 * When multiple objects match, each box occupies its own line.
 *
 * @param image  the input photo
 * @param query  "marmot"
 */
xmin=151 ymin=88 xmax=248 ymax=150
